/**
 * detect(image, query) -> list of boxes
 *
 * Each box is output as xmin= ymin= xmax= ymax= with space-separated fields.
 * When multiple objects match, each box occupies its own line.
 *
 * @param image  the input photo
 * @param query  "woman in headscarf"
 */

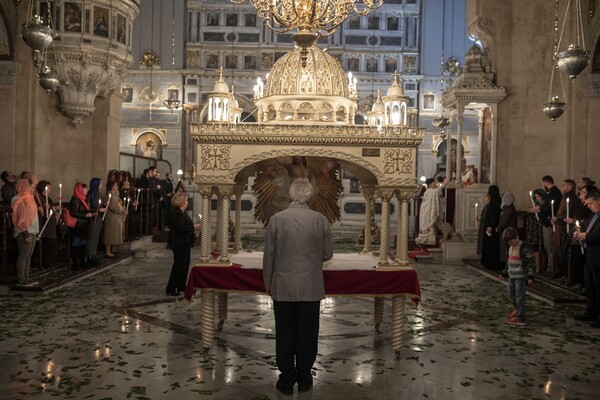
xmin=103 ymin=181 xmax=125 ymax=258
xmin=69 ymin=183 xmax=92 ymax=270
xmin=86 ymin=177 xmax=106 ymax=266
xmin=497 ymin=191 xmax=517 ymax=266
xmin=481 ymin=185 xmax=502 ymax=270
xmin=12 ymin=179 xmax=39 ymax=286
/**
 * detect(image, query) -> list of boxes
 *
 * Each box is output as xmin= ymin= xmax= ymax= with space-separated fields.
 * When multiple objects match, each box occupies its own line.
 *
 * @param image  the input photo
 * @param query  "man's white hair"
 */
xmin=289 ymin=178 xmax=313 ymax=203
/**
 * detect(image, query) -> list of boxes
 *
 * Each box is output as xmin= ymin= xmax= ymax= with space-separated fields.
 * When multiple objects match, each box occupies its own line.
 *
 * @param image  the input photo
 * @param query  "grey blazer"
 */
xmin=263 ymin=202 xmax=333 ymax=301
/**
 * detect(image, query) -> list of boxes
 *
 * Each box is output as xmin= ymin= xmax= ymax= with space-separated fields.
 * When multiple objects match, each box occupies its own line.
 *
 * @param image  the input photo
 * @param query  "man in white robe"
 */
xmin=415 ymin=178 xmax=444 ymax=246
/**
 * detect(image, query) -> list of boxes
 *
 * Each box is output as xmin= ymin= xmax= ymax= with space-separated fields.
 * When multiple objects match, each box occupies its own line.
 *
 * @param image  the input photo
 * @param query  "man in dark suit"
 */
xmin=574 ymin=190 xmax=600 ymax=327
xmin=263 ymin=178 xmax=333 ymax=396
xmin=533 ymin=175 xmax=562 ymax=276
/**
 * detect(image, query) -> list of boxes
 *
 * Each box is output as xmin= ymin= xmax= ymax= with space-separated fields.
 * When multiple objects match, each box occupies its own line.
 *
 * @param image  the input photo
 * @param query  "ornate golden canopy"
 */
xmin=254 ymin=45 xmax=358 ymax=124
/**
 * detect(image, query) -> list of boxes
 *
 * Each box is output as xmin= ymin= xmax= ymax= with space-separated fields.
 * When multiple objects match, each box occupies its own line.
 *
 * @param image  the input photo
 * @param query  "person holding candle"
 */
xmin=496 ymin=191 xmax=517 ymax=268
xmin=36 ymin=181 xmax=59 ymax=270
xmin=119 ymin=179 xmax=140 ymax=241
xmin=526 ymin=189 xmax=546 ymax=274
xmin=103 ymin=182 xmax=125 ymax=258
xmin=12 ymin=179 xmax=40 ymax=287
xmin=20 ymin=171 xmax=43 ymax=216
xmin=569 ymin=184 xmax=597 ymax=290
xmin=573 ymin=190 xmax=600 ymax=328
xmin=86 ymin=177 xmax=107 ymax=267
xmin=479 ymin=184 xmax=502 ymax=271
xmin=166 ymin=192 xmax=200 ymax=296
xmin=69 ymin=183 xmax=93 ymax=271
xmin=551 ymin=179 xmax=581 ymax=282
xmin=531 ymin=176 xmax=562 ymax=277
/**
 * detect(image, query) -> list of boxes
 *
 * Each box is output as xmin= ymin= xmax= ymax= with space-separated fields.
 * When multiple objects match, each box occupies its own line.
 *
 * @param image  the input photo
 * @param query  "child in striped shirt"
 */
xmin=499 ymin=227 xmax=535 ymax=326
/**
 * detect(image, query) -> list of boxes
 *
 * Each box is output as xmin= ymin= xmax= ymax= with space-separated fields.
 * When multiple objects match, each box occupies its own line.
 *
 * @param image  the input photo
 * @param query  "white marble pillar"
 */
xmin=455 ymin=105 xmax=464 ymax=184
xmin=216 ymin=186 xmax=234 ymax=263
xmin=490 ymin=104 xmax=499 ymax=183
xmin=445 ymin=121 xmax=453 ymax=180
xmin=215 ymin=196 xmax=223 ymax=252
xmin=233 ymin=185 xmax=244 ymax=252
xmin=198 ymin=186 xmax=213 ymax=262
xmin=377 ymin=189 xmax=395 ymax=266
xmin=395 ymin=190 xmax=412 ymax=265
xmin=477 ymin=109 xmax=484 ymax=183
xmin=361 ymin=187 xmax=376 ymax=254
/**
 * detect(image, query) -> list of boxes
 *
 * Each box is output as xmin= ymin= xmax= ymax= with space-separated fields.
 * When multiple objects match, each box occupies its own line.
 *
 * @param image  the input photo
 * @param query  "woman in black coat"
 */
xmin=69 ymin=183 xmax=93 ymax=270
xmin=497 ymin=191 xmax=517 ymax=265
xmin=165 ymin=192 xmax=200 ymax=296
xmin=481 ymin=185 xmax=502 ymax=270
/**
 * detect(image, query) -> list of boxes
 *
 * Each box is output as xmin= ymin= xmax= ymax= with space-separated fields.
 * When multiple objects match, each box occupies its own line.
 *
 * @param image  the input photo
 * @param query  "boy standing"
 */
xmin=499 ymin=227 xmax=535 ymax=326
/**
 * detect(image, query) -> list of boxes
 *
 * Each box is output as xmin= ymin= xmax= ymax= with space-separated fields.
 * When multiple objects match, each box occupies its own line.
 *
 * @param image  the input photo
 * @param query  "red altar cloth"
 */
xmin=184 ymin=266 xmax=421 ymax=304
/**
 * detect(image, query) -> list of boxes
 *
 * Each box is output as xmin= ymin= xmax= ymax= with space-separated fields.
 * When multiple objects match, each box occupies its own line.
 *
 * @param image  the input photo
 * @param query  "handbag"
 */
xmin=62 ymin=209 xmax=77 ymax=228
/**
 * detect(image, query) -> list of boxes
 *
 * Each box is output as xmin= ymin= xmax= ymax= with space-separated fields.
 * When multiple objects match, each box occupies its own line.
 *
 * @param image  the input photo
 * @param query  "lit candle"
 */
xmin=58 ymin=183 xmax=62 ymax=214
xmin=566 ymin=197 xmax=570 ymax=233
xmin=551 ymin=199 xmax=555 ymax=232
xmin=135 ymin=188 xmax=141 ymax=211
xmin=102 ymin=193 xmax=112 ymax=221
xmin=475 ymin=202 xmax=479 ymax=228
xmin=529 ymin=190 xmax=539 ymax=221
xmin=45 ymin=185 xmax=49 ymax=215
xmin=576 ymin=220 xmax=584 ymax=254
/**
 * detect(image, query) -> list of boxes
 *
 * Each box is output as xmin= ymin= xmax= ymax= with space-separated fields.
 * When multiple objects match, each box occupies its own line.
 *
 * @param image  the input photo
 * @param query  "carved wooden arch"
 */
xmin=229 ymin=148 xmax=383 ymax=185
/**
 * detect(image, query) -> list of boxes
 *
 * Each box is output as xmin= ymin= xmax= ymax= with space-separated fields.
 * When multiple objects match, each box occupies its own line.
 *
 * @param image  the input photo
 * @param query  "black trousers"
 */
xmin=584 ymin=263 xmax=600 ymax=319
xmin=166 ymin=246 xmax=191 ymax=293
xmin=273 ymin=300 xmax=320 ymax=385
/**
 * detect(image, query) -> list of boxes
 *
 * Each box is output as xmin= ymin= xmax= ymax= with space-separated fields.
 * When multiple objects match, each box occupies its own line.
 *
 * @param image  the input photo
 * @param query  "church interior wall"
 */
xmin=468 ymin=0 xmax=599 ymax=209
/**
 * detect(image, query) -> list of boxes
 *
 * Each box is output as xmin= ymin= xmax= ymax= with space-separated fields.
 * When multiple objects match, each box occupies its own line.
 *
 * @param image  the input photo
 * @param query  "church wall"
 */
xmin=468 ymin=0 xmax=597 ymax=209
xmin=0 ymin=4 xmax=123 ymax=191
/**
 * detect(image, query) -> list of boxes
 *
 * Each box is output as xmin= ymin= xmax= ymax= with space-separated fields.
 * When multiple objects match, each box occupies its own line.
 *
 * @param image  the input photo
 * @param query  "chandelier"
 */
xmin=554 ymin=0 xmax=589 ymax=80
xmin=233 ymin=0 xmax=383 ymax=66
xmin=163 ymin=0 xmax=181 ymax=112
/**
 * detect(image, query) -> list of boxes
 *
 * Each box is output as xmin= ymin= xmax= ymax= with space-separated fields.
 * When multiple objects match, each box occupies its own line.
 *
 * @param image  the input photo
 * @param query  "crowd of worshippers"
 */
xmin=0 ymin=167 xmax=180 ymax=287
xmin=476 ymin=176 xmax=600 ymax=323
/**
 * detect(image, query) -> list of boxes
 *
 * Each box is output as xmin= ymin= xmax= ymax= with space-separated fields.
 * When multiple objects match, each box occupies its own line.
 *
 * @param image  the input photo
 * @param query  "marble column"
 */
xmin=395 ymin=190 xmax=413 ymax=265
xmin=455 ymin=105 xmax=464 ymax=184
xmin=490 ymin=103 xmax=499 ymax=183
xmin=477 ymin=109 xmax=484 ymax=183
xmin=445 ymin=119 xmax=453 ymax=180
xmin=361 ymin=186 xmax=376 ymax=254
xmin=216 ymin=186 xmax=234 ymax=263
xmin=233 ymin=185 xmax=244 ymax=252
xmin=377 ymin=189 xmax=395 ymax=266
xmin=215 ymin=196 xmax=223 ymax=252
xmin=198 ymin=186 xmax=213 ymax=262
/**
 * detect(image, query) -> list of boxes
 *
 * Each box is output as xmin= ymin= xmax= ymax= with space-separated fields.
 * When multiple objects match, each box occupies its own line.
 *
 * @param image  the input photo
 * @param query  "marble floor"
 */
xmin=0 ymin=247 xmax=599 ymax=400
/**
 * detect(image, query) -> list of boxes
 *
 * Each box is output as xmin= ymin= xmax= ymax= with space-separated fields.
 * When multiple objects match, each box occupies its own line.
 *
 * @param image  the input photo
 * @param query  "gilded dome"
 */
xmin=254 ymin=45 xmax=358 ymax=124
xmin=264 ymin=46 xmax=351 ymax=99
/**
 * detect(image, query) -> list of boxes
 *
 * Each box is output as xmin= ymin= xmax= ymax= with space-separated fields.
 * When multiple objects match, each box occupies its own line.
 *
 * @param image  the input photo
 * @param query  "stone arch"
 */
xmin=130 ymin=127 xmax=167 ymax=147
xmin=0 ymin=0 xmax=18 ymax=61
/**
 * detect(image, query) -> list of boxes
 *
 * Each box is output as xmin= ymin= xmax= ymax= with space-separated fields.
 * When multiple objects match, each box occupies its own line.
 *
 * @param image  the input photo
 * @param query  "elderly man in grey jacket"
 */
xmin=263 ymin=177 xmax=333 ymax=396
